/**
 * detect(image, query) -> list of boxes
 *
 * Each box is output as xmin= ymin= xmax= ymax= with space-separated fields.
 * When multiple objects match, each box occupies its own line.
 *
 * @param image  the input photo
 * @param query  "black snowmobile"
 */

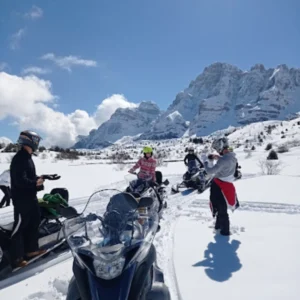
xmin=63 ymin=189 xmax=171 ymax=300
xmin=171 ymin=160 xmax=213 ymax=194
xmin=125 ymin=171 xmax=169 ymax=217
xmin=0 ymin=174 xmax=78 ymax=280
xmin=234 ymin=164 xmax=242 ymax=180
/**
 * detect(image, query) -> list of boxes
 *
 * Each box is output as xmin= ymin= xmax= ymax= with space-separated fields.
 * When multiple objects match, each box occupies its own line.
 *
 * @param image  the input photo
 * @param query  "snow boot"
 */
xmin=13 ymin=258 xmax=28 ymax=268
xmin=26 ymin=249 xmax=47 ymax=259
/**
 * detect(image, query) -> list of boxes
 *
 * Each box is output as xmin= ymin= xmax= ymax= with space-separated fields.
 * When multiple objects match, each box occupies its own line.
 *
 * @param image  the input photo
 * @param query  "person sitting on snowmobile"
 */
xmin=184 ymin=147 xmax=204 ymax=168
xmin=129 ymin=146 xmax=157 ymax=183
xmin=9 ymin=130 xmax=47 ymax=268
xmin=0 ymin=169 xmax=11 ymax=208
xmin=128 ymin=146 xmax=164 ymax=209
xmin=201 ymin=137 xmax=239 ymax=236
xmin=183 ymin=147 xmax=204 ymax=181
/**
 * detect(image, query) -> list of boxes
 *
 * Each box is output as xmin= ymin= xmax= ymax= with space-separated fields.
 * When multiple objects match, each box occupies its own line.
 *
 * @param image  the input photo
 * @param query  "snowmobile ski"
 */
xmin=12 ymin=238 xmax=66 ymax=272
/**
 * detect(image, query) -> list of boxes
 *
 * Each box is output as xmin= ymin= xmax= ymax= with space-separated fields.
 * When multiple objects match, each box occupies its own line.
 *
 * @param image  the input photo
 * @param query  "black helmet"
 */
xmin=17 ymin=130 xmax=42 ymax=152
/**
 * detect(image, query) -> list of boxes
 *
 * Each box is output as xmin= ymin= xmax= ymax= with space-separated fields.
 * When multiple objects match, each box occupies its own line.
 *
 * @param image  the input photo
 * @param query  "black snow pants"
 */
xmin=209 ymin=180 xmax=230 ymax=235
xmin=0 ymin=186 xmax=11 ymax=208
xmin=10 ymin=203 xmax=41 ymax=261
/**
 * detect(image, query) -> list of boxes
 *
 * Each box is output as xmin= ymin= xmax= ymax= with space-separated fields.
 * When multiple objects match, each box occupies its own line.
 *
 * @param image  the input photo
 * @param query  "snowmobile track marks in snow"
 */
xmin=189 ymin=199 xmax=300 ymax=215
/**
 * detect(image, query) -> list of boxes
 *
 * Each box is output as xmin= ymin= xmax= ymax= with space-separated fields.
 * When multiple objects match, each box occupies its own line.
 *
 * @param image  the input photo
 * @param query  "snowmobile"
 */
xmin=234 ymin=164 xmax=242 ymax=180
xmin=171 ymin=160 xmax=213 ymax=194
xmin=125 ymin=171 xmax=169 ymax=216
xmin=0 ymin=174 xmax=78 ymax=280
xmin=64 ymin=189 xmax=171 ymax=300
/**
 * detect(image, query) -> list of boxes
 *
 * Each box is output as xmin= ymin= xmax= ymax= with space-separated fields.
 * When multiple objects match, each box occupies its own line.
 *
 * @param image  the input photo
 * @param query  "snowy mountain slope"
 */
xmin=139 ymin=110 xmax=189 ymax=140
xmin=74 ymin=101 xmax=161 ymax=149
xmin=73 ymin=63 xmax=300 ymax=148
xmin=144 ymin=63 xmax=300 ymax=139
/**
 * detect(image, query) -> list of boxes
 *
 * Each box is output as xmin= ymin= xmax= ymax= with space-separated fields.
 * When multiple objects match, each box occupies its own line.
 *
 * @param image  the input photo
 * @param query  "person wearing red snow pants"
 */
xmin=201 ymin=137 xmax=239 ymax=236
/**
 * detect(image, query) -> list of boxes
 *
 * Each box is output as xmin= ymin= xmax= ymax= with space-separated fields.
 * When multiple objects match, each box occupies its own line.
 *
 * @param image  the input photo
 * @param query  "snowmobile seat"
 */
xmin=155 ymin=171 xmax=163 ymax=185
xmin=131 ymin=192 xmax=142 ymax=199
xmin=0 ymin=223 xmax=13 ymax=232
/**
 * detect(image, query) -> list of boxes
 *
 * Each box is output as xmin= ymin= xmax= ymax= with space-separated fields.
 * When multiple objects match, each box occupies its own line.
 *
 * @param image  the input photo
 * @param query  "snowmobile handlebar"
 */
xmin=128 ymin=171 xmax=138 ymax=175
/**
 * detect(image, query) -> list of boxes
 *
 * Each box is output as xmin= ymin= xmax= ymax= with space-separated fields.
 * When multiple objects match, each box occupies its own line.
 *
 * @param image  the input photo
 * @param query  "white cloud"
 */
xmin=21 ymin=66 xmax=51 ymax=75
xmin=94 ymin=94 xmax=138 ymax=126
xmin=41 ymin=53 xmax=97 ymax=72
xmin=0 ymin=72 xmax=137 ymax=147
xmin=24 ymin=5 xmax=43 ymax=20
xmin=0 ymin=72 xmax=54 ymax=119
xmin=10 ymin=28 xmax=26 ymax=50
xmin=68 ymin=110 xmax=97 ymax=136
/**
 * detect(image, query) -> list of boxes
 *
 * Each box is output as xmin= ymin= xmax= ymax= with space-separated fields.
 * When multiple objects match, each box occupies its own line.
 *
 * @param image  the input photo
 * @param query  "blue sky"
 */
xmin=0 ymin=0 xmax=299 ymax=146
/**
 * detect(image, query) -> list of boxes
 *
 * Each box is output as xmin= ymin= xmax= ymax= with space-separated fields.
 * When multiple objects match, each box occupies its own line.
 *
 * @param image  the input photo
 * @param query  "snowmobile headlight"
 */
xmin=93 ymin=256 xmax=126 ymax=280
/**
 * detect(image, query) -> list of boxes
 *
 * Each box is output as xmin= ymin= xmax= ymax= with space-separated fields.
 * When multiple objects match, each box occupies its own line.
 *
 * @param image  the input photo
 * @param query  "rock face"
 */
xmin=73 ymin=101 xmax=161 ymax=149
xmin=74 ymin=63 xmax=300 ymax=148
xmin=144 ymin=63 xmax=300 ymax=138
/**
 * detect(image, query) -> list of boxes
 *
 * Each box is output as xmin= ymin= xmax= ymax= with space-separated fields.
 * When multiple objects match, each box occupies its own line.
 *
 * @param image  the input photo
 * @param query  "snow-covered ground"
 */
xmin=1 ymin=118 xmax=300 ymax=299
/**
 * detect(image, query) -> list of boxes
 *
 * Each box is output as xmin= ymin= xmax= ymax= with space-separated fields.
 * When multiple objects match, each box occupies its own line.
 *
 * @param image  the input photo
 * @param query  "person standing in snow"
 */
xmin=184 ymin=147 xmax=204 ymax=168
xmin=201 ymin=137 xmax=239 ymax=236
xmin=129 ymin=146 xmax=157 ymax=182
xmin=9 ymin=130 xmax=46 ymax=268
xmin=0 ymin=169 xmax=11 ymax=208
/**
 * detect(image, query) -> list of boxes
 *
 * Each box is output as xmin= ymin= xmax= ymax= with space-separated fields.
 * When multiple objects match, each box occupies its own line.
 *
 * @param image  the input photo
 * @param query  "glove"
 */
xmin=42 ymin=174 xmax=61 ymax=180
xmin=37 ymin=184 xmax=44 ymax=191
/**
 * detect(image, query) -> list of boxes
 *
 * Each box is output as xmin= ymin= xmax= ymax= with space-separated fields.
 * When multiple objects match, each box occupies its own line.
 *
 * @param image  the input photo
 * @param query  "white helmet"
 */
xmin=212 ymin=137 xmax=229 ymax=153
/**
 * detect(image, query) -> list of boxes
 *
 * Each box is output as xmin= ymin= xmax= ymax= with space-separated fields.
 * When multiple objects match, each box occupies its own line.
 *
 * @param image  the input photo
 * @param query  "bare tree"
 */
xmin=258 ymin=159 xmax=283 ymax=175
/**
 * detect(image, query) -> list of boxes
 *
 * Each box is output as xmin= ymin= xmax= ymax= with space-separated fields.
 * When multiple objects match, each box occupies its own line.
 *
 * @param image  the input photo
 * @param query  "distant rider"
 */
xmin=9 ymin=130 xmax=46 ymax=268
xmin=184 ymin=147 xmax=204 ymax=168
xmin=201 ymin=138 xmax=239 ymax=236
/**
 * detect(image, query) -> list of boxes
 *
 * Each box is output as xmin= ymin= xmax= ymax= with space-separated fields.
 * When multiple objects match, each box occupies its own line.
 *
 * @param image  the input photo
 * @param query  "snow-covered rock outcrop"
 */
xmin=74 ymin=101 xmax=161 ymax=149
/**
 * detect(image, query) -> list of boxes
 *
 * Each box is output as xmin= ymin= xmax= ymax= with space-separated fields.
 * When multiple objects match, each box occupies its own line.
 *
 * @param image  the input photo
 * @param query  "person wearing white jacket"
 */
xmin=200 ymin=138 xmax=239 ymax=236
xmin=0 ymin=169 xmax=11 ymax=208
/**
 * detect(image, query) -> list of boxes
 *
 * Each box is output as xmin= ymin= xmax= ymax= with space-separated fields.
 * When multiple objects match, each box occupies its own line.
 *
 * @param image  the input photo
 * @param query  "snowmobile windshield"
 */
xmin=63 ymin=189 xmax=159 ymax=280
xmin=187 ymin=160 xmax=199 ymax=174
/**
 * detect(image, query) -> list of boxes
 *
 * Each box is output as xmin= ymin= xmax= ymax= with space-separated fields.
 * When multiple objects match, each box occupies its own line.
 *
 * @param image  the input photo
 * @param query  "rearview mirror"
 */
xmin=163 ymin=179 xmax=169 ymax=186
xmin=138 ymin=197 xmax=153 ymax=208
xmin=59 ymin=206 xmax=78 ymax=219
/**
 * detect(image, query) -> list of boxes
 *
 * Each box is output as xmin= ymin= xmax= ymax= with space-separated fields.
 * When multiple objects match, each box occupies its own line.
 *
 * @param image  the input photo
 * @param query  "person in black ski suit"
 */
xmin=201 ymin=138 xmax=239 ymax=236
xmin=9 ymin=130 xmax=46 ymax=267
xmin=184 ymin=147 xmax=204 ymax=168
